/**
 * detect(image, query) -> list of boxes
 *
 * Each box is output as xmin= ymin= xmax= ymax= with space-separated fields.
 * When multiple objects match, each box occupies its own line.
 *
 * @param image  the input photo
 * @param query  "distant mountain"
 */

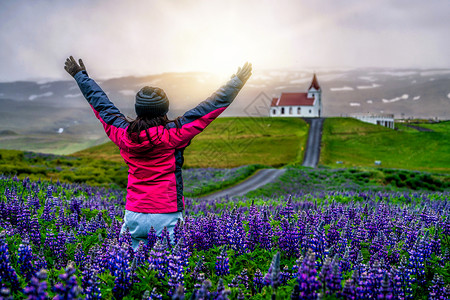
xmin=1 ymin=68 xmax=449 ymax=154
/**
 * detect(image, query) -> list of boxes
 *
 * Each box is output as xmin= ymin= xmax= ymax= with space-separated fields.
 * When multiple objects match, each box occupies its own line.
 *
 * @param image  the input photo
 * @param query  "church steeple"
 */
xmin=309 ymin=73 xmax=321 ymax=91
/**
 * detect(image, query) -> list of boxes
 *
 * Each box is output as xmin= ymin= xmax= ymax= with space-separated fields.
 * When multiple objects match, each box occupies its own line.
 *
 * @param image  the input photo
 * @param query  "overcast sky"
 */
xmin=0 ymin=0 xmax=449 ymax=81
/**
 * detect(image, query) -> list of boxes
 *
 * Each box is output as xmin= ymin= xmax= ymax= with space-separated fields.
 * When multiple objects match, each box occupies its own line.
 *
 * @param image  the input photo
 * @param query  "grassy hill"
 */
xmin=73 ymin=117 xmax=309 ymax=168
xmin=320 ymin=118 xmax=450 ymax=173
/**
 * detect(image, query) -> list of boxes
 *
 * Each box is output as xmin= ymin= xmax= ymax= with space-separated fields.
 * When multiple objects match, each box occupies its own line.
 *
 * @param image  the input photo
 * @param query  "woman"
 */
xmin=64 ymin=56 xmax=252 ymax=250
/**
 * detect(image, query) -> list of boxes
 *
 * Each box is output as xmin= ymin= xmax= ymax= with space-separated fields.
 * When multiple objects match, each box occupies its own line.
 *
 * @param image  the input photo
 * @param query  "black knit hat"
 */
xmin=135 ymin=86 xmax=169 ymax=117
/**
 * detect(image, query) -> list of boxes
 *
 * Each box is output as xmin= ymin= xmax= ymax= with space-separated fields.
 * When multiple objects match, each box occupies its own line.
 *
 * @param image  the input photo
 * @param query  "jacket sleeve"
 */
xmin=73 ymin=71 xmax=128 ymax=146
xmin=167 ymin=75 xmax=244 ymax=149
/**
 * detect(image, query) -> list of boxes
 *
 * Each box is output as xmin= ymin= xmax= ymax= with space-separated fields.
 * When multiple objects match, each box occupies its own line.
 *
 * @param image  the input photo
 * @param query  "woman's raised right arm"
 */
xmin=167 ymin=63 xmax=252 ymax=149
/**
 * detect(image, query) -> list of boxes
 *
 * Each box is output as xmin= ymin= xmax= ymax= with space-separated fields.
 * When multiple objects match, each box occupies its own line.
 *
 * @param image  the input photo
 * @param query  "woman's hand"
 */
xmin=64 ymin=56 xmax=88 ymax=77
xmin=235 ymin=62 xmax=252 ymax=84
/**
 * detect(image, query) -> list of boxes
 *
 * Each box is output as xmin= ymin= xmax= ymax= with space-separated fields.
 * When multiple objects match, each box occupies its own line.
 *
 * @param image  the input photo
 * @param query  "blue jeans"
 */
xmin=120 ymin=210 xmax=183 ymax=251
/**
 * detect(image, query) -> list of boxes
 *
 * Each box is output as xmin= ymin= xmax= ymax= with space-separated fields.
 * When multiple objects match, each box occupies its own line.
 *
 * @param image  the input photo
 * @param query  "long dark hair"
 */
xmin=126 ymin=115 xmax=181 ymax=144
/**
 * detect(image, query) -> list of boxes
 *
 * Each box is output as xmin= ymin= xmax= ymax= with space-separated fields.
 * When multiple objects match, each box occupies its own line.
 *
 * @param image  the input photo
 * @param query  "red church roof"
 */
xmin=309 ymin=73 xmax=321 ymax=90
xmin=271 ymin=93 xmax=315 ymax=107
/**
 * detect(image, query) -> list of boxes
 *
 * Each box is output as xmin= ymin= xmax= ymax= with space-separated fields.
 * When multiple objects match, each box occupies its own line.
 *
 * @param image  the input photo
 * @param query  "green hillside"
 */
xmin=73 ymin=117 xmax=309 ymax=168
xmin=320 ymin=118 xmax=450 ymax=173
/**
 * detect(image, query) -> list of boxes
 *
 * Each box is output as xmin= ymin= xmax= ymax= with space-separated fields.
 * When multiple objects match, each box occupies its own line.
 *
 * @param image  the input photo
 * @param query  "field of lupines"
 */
xmin=0 ymin=174 xmax=450 ymax=299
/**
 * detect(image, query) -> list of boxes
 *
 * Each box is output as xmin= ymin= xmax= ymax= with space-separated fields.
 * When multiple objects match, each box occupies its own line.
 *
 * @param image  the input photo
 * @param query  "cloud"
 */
xmin=0 ymin=0 xmax=449 ymax=81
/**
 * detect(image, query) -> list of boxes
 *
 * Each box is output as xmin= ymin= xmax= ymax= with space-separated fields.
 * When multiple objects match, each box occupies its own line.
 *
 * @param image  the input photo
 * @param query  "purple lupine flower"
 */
xmin=326 ymin=262 xmax=342 ymax=297
xmin=118 ymin=227 xmax=134 ymax=259
xmin=259 ymin=209 xmax=273 ymax=251
xmin=279 ymin=217 xmax=299 ymax=257
xmin=368 ymin=260 xmax=384 ymax=292
xmin=296 ymin=249 xmax=321 ymax=300
xmin=194 ymin=273 xmax=206 ymax=290
xmin=192 ymin=279 xmax=212 ymax=300
xmin=428 ymin=274 xmax=447 ymax=300
xmin=392 ymin=259 xmax=413 ymax=300
xmin=145 ymin=226 xmax=158 ymax=253
xmin=281 ymin=195 xmax=295 ymax=220
xmin=109 ymin=245 xmax=132 ymax=299
xmin=253 ymin=269 xmax=264 ymax=293
xmin=190 ymin=256 xmax=207 ymax=282
xmin=280 ymin=265 xmax=291 ymax=286
xmin=46 ymin=186 xmax=53 ymax=199
xmin=228 ymin=213 xmax=248 ymax=255
xmin=134 ymin=241 xmax=147 ymax=267
xmin=24 ymin=269 xmax=49 ymax=300
xmin=17 ymin=204 xmax=32 ymax=234
xmin=431 ymin=227 xmax=441 ymax=256
xmin=0 ymin=237 xmax=20 ymax=290
xmin=325 ymin=224 xmax=340 ymax=249
xmin=318 ymin=257 xmax=332 ymax=295
xmin=265 ymin=251 xmax=281 ymax=293
xmin=41 ymin=199 xmax=54 ymax=222
xmin=246 ymin=213 xmax=261 ymax=252
xmin=84 ymin=273 xmax=102 ymax=300
xmin=377 ymin=272 xmax=393 ymax=300
xmin=171 ymin=285 xmax=185 ymax=300
xmin=214 ymin=278 xmax=231 ymax=300
xmin=160 ymin=226 xmax=172 ymax=249
xmin=173 ymin=219 xmax=183 ymax=246
xmin=291 ymin=256 xmax=303 ymax=278
xmin=237 ymin=268 xmax=249 ymax=289
xmin=107 ymin=219 xmax=121 ymax=240
xmin=356 ymin=271 xmax=371 ymax=300
xmin=34 ymin=249 xmax=47 ymax=272
xmin=204 ymin=213 xmax=218 ymax=250
xmin=81 ymin=262 xmax=96 ymax=292
xmin=55 ymin=207 xmax=65 ymax=232
xmin=148 ymin=240 xmax=169 ymax=280
xmin=56 ymin=229 xmax=68 ymax=269
xmin=215 ymin=247 xmax=230 ymax=276
xmin=342 ymin=279 xmax=356 ymax=300
xmin=18 ymin=241 xmax=36 ymax=282
xmin=142 ymin=287 xmax=163 ymax=300
xmin=216 ymin=278 xmax=225 ymax=295
xmin=167 ymin=250 xmax=184 ymax=297
xmin=340 ymin=246 xmax=351 ymax=274
xmin=0 ymin=287 xmax=13 ymax=300
xmin=307 ymin=221 xmax=327 ymax=266
xmin=237 ymin=288 xmax=245 ymax=300
xmin=407 ymin=240 xmax=426 ymax=285
xmin=53 ymin=264 xmax=82 ymax=300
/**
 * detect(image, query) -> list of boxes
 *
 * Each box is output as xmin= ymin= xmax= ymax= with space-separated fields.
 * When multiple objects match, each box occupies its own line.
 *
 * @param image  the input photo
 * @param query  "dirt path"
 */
xmin=302 ymin=118 xmax=324 ymax=168
xmin=198 ymin=168 xmax=286 ymax=200
xmin=404 ymin=124 xmax=434 ymax=132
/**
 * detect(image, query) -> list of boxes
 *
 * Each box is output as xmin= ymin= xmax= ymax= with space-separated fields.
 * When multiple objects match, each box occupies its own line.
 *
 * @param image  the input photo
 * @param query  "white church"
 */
xmin=270 ymin=74 xmax=322 ymax=117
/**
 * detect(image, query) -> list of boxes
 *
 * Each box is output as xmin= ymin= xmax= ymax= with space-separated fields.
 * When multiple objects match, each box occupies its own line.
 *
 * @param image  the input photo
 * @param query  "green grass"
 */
xmin=0 ymin=149 xmax=128 ymax=188
xmin=74 ymin=117 xmax=309 ymax=168
xmin=243 ymin=166 xmax=450 ymax=198
xmin=320 ymin=118 xmax=450 ymax=173
xmin=415 ymin=120 xmax=450 ymax=132
xmin=0 ymin=134 xmax=108 ymax=155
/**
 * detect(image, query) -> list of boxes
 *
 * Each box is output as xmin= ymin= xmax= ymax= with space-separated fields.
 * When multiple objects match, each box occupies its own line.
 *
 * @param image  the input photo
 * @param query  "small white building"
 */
xmin=351 ymin=113 xmax=395 ymax=129
xmin=270 ymin=74 xmax=322 ymax=117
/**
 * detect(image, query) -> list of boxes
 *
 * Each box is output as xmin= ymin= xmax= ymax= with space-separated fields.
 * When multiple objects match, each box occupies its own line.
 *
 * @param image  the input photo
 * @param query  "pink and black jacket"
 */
xmin=74 ymin=71 xmax=244 ymax=214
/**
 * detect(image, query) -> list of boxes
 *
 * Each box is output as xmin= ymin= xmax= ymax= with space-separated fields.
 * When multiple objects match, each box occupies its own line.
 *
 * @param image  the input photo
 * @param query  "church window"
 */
xmin=272 ymin=109 xmax=276 ymax=115
xmin=281 ymin=107 xmax=285 ymax=114
xmin=289 ymin=107 xmax=293 ymax=115
xmin=309 ymin=109 xmax=312 ymax=113
xmin=297 ymin=107 xmax=301 ymax=114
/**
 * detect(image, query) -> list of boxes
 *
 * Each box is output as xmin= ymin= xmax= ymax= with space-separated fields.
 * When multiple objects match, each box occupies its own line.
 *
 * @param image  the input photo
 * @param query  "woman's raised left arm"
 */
xmin=64 ymin=56 xmax=128 ymax=146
